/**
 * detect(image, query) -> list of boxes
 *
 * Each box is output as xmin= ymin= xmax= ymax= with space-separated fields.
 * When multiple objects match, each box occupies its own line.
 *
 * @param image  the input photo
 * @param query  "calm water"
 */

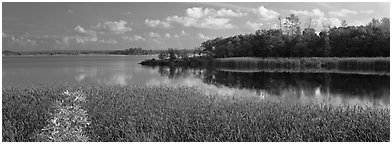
xmin=2 ymin=55 xmax=390 ymax=107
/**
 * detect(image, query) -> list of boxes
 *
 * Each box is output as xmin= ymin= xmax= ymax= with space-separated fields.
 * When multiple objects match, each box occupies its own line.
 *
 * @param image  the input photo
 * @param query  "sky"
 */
xmin=2 ymin=2 xmax=390 ymax=51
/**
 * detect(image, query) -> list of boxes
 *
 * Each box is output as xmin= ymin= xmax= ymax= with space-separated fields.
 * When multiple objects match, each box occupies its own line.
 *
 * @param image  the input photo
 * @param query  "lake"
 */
xmin=2 ymin=55 xmax=390 ymax=107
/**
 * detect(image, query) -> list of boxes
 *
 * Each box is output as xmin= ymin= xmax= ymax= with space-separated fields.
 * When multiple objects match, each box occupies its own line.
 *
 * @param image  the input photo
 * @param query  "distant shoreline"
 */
xmin=2 ymin=54 xmax=158 ymax=57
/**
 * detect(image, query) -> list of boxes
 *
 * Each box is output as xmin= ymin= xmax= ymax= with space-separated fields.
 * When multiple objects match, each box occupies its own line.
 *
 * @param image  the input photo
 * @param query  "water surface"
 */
xmin=2 ymin=55 xmax=389 ymax=107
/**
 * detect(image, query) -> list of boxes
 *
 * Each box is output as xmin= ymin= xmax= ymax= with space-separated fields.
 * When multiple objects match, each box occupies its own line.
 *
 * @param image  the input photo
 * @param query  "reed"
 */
xmin=2 ymin=84 xmax=390 ymax=142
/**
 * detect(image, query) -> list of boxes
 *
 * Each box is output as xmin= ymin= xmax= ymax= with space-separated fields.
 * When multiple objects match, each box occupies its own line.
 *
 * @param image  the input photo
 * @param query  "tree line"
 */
xmin=198 ymin=14 xmax=390 ymax=58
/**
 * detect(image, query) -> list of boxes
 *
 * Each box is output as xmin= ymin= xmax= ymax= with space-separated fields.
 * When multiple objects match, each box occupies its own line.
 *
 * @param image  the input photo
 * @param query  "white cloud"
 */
xmin=166 ymin=16 xmax=197 ymax=27
xmin=181 ymin=30 xmax=188 ymax=36
xmin=145 ymin=19 xmax=170 ymax=28
xmin=122 ymin=35 xmax=146 ymax=41
xmin=351 ymin=20 xmax=367 ymax=26
xmin=167 ymin=15 xmax=235 ymax=29
xmin=95 ymin=20 xmax=132 ymax=34
xmin=245 ymin=21 xmax=263 ymax=31
xmin=198 ymin=33 xmax=211 ymax=40
xmin=149 ymin=32 xmax=161 ymax=38
xmin=254 ymin=6 xmax=280 ymax=21
xmin=291 ymin=9 xmax=325 ymax=17
xmin=271 ymin=24 xmax=279 ymax=29
xmin=162 ymin=7 xmax=244 ymax=29
xmin=316 ymin=17 xmax=341 ymax=29
xmin=217 ymin=8 xmax=247 ymax=17
xmin=4 ymin=35 xmax=38 ymax=47
xmin=122 ymin=11 xmax=133 ymax=15
xmin=199 ymin=17 xmax=235 ymax=29
xmin=73 ymin=25 xmax=98 ymax=43
xmin=187 ymin=7 xmax=206 ymax=18
xmin=98 ymin=39 xmax=118 ymax=44
xmin=74 ymin=25 xmax=86 ymax=33
xmin=67 ymin=10 xmax=74 ymax=13
xmin=173 ymin=34 xmax=179 ymax=38
xmin=329 ymin=9 xmax=357 ymax=17
xmin=185 ymin=7 xmax=247 ymax=18
xmin=164 ymin=33 xmax=171 ymax=38
xmin=360 ymin=10 xmax=375 ymax=14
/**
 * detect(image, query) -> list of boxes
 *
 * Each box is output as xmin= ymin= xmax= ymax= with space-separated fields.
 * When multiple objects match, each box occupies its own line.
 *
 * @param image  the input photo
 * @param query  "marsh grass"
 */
xmin=2 ymin=84 xmax=390 ymax=142
xmin=214 ymin=57 xmax=389 ymax=75
xmin=35 ymin=90 xmax=90 ymax=142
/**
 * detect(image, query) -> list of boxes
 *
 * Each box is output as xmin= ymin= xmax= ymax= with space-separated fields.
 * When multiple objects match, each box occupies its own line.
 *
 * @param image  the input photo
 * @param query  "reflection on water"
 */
xmin=3 ymin=56 xmax=389 ymax=108
xmin=154 ymin=66 xmax=390 ymax=107
xmin=2 ymin=55 xmax=161 ymax=86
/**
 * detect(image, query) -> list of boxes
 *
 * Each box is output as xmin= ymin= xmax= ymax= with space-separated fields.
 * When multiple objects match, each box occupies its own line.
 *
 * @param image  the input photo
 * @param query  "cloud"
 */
xmin=254 ymin=6 xmax=280 ymax=21
xmin=173 ymin=34 xmax=179 ymax=38
xmin=199 ymin=17 xmax=235 ymax=29
xmin=67 ymin=10 xmax=74 ymax=13
xmin=329 ymin=9 xmax=357 ymax=17
xmin=217 ymin=8 xmax=247 ymax=17
xmin=145 ymin=19 xmax=171 ymax=28
xmin=166 ymin=16 xmax=197 ymax=27
xmin=181 ymin=30 xmax=188 ymax=36
xmin=198 ymin=33 xmax=211 ymax=40
xmin=316 ymin=17 xmax=341 ymax=28
xmin=160 ymin=7 xmax=243 ymax=29
xmin=98 ymin=39 xmax=118 ymax=44
xmin=245 ymin=21 xmax=263 ymax=31
xmin=360 ymin=10 xmax=375 ymax=14
xmin=149 ymin=32 xmax=161 ymax=38
xmin=186 ymin=7 xmax=247 ymax=18
xmin=166 ymin=15 xmax=235 ymax=29
xmin=291 ymin=9 xmax=325 ymax=17
xmin=122 ymin=11 xmax=133 ymax=15
xmin=164 ymin=33 xmax=171 ymax=38
xmin=3 ymin=35 xmax=38 ymax=48
xmin=187 ymin=7 xmax=206 ymax=18
xmin=350 ymin=20 xmax=368 ymax=26
xmin=122 ymin=35 xmax=146 ymax=41
xmin=95 ymin=20 xmax=132 ymax=34
xmin=73 ymin=25 xmax=98 ymax=43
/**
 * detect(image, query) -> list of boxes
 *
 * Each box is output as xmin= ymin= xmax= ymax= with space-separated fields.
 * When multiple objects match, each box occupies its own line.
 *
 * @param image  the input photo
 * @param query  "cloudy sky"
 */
xmin=2 ymin=2 xmax=390 ymax=51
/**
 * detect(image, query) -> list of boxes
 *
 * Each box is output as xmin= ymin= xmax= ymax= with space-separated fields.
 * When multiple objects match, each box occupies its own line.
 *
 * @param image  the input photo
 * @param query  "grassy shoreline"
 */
xmin=2 ymin=84 xmax=390 ymax=142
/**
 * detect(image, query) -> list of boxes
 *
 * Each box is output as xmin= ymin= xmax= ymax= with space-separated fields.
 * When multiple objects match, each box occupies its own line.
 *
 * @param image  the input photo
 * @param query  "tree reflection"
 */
xmin=154 ymin=66 xmax=390 ymax=106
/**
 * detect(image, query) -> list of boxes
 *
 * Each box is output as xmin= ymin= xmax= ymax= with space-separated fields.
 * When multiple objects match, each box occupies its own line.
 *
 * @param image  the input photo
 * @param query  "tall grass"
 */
xmin=2 ymin=84 xmax=390 ymax=142
xmin=214 ymin=57 xmax=389 ymax=75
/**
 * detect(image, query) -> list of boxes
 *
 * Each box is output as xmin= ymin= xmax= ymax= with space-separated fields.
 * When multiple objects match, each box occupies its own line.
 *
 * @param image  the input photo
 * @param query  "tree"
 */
xmin=304 ymin=17 xmax=314 ymax=29
xmin=194 ymin=15 xmax=389 ymax=58
xmin=341 ymin=20 xmax=348 ymax=27
xmin=158 ymin=51 xmax=169 ymax=60
xmin=168 ymin=48 xmax=178 ymax=61
xmin=284 ymin=14 xmax=301 ymax=36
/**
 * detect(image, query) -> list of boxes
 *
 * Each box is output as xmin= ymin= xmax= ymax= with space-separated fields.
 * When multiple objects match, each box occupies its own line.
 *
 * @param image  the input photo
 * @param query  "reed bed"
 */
xmin=214 ymin=57 xmax=390 ymax=74
xmin=2 ymin=84 xmax=390 ymax=142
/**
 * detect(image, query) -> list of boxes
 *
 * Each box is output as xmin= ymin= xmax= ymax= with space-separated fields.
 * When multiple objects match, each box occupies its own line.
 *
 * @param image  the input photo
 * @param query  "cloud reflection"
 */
xmin=71 ymin=67 xmax=133 ymax=86
xmin=147 ymin=76 xmax=267 ymax=102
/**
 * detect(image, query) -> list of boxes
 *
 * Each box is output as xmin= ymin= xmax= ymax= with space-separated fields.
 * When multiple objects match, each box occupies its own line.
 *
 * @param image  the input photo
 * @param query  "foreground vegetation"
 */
xmin=2 ymin=84 xmax=389 ymax=142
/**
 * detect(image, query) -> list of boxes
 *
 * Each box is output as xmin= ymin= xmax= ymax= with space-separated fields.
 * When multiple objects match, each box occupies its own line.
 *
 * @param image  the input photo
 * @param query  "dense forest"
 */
xmin=198 ymin=14 xmax=390 ymax=58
